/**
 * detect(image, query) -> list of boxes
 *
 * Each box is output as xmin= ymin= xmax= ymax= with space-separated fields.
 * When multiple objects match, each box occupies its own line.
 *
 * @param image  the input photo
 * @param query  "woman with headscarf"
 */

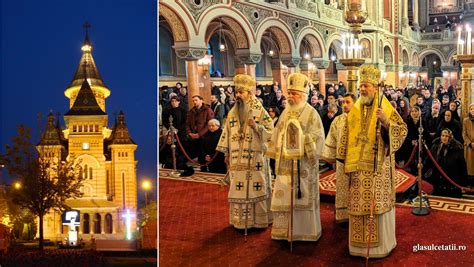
xmin=437 ymin=110 xmax=463 ymax=143
xmin=200 ymin=119 xmax=226 ymax=174
xmin=426 ymin=129 xmax=467 ymax=198
xmin=463 ymin=103 xmax=474 ymax=184
xmin=448 ymin=101 xmax=461 ymax=122
xmin=396 ymin=106 xmax=423 ymax=172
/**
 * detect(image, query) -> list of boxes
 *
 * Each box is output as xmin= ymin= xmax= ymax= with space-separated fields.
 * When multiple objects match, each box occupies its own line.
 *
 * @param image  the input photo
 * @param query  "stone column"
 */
xmin=281 ymin=55 xmax=301 ymax=76
xmin=235 ymin=58 xmax=247 ymax=75
xmin=78 ymin=213 xmax=83 ymax=235
xmin=113 ymin=211 xmax=119 ymax=234
xmin=175 ymin=47 xmax=207 ymax=109
xmin=413 ymin=0 xmax=419 ymax=30
xmin=236 ymin=51 xmax=262 ymax=80
xmin=314 ymin=59 xmax=329 ymax=97
xmin=101 ymin=213 xmax=106 ymax=234
xmin=299 ymin=60 xmax=311 ymax=78
xmin=281 ymin=56 xmax=301 ymax=94
xmin=403 ymin=0 xmax=409 ymax=26
xmin=271 ymin=58 xmax=287 ymax=94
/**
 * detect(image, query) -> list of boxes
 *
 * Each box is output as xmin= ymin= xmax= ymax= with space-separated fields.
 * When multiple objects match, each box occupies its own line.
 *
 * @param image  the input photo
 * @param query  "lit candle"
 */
xmin=467 ymin=25 xmax=472 ymax=54
xmin=342 ymin=34 xmax=346 ymax=59
xmin=355 ymin=39 xmax=359 ymax=59
xmin=460 ymin=40 xmax=465 ymax=56
xmin=457 ymin=26 xmax=462 ymax=55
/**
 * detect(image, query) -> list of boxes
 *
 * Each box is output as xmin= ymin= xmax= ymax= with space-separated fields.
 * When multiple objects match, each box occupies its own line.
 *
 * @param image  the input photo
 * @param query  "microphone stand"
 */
xmin=412 ymin=115 xmax=430 ymax=216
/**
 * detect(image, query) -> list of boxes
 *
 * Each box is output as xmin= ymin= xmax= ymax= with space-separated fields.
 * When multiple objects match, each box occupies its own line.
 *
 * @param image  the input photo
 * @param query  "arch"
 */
xmin=295 ymin=27 xmax=326 ymax=57
xmin=198 ymin=8 xmax=253 ymax=49
xmin=76 ymin=154 xmax=101 ymax=169
xmin=412 ymin=51 xmax=419 ymax=66
xmin=105 ymin=213 xmax=113 ymax=234
xmin=359 ymin=38 xmax=372 ymax=59
xmin=158 ymin=3 xmax=189 ymax=42
xmin=418 ymin=48 xmax=446 ymax=65
xmin=384 ymin=45 xmax=394 ymax=64
xmin=402 ymin=49 xmax=410 ymax=66
xmin=81 ymin=183 xmax=93 ymax=197
xmin=256 ymin=19 xmax=296 ymax=55
xmin=325 ymin=32 xmax=345 ymax=57
xmin=327 ymin=38 xmax=344 ymax=60
xmin=93 ymin=213 xmax=101 ymax=234
xmin=446 ymin=49 xmax=458 ymax=65
xmin=83 ymin=213 xmax=90 ymax=234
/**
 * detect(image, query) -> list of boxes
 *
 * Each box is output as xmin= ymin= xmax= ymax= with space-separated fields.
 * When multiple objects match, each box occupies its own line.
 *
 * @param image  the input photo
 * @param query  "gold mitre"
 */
xmin=359 ymin=65 xmax=381 ymax=86
xmin=287 ymin=73 xmax=309 ymax=93
xmin=233 ymin=74 xmax=256 ymax=92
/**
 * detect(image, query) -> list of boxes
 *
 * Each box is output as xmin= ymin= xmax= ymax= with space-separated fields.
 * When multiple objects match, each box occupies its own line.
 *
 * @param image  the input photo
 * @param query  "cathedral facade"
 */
xmin=37 ymin=31 xmax=138 ymax=242
xmin=159 ymin=0 xmax=472 ymax=101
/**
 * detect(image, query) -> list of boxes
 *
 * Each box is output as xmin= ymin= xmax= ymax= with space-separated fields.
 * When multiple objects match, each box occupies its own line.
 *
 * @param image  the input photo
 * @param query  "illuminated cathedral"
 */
xmin=38 ymin=27 xmax=138 ymax=242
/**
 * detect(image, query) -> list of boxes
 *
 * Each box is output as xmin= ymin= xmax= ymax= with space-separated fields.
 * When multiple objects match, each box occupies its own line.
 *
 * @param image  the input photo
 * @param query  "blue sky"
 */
xmin=1 ymin=0 xmax=157 ymax=201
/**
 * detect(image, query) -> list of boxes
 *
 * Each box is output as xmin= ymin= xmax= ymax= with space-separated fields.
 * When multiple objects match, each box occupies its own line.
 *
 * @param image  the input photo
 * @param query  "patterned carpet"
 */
xmin=159 ymin=178 xmax=474 ymax=266
xmin=399 ymin=195 xmax=474 ymax=215
xmin=160 ymin=168 xmax=473 ymax=215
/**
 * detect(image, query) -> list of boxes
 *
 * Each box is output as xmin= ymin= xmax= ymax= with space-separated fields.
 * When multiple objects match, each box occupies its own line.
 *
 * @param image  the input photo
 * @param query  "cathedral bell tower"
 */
xmin=64 ymin=22 xmax=110 ymax=112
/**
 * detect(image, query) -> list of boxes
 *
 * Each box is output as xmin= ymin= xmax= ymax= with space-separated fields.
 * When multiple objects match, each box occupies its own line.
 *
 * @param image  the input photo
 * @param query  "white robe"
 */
xmin=267 ymin=102 xmax=325 ymax=241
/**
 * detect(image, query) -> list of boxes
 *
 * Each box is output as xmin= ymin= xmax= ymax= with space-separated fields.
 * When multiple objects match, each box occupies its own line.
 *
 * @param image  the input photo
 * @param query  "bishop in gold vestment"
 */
xmin=322 ymin=93 xmax=356 ymax=223
xmin=337 ymin=65 xmax=407 ymax=258
xmin=217 ymin=74 xmax=274 ymax=229
xmin=267 ymin=73 xmax=325 ymax=241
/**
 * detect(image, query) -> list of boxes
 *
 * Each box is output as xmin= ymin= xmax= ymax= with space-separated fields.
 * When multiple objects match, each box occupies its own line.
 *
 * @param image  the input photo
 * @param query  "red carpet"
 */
xmin=159 ymin=178 xmax=474 ymax=266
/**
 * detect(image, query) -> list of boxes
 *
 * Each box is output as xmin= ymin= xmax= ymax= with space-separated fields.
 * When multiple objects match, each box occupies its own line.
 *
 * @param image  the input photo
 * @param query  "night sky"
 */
xmin=1 ymin=0 xmax=157 ymax=201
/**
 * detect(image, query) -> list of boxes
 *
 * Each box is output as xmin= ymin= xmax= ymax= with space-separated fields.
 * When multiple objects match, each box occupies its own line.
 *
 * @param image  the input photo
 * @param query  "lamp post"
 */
xmin=340 ymin=0 xmax=367 ymax=95
xmin=141 ymin=179 xmax=151 ymax=209
xmin=14 ymin=182 xmax=22 ymax=190
xmin=454 ymin=24 xmax=474 ymax=120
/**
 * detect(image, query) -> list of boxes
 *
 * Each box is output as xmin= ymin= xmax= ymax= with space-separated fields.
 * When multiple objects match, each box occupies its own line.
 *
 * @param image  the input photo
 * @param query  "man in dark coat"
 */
xmin=186 ymin=95 xmax=215 ymax=159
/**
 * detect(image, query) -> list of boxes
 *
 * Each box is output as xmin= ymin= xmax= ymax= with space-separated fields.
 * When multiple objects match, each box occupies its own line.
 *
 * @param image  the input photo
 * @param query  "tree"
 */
xmin=1 ymin=125 xmax=85 ymax=250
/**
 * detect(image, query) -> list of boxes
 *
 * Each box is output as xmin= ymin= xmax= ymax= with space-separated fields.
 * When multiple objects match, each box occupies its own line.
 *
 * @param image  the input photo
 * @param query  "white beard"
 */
xmin=287 ymin=100 xmax=306 ymax=112
xmin=360 ymin=94 xmax=374 ymax=106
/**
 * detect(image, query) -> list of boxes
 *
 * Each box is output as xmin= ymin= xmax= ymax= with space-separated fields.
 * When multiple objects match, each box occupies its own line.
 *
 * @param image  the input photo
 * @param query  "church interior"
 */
xmin=158 ymin=0 xmax=474 ymax=265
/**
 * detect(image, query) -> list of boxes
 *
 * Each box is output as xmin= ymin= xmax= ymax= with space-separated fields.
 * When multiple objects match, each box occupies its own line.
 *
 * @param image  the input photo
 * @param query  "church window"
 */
xmin=105 ymin=214 xmax=113 ymax=234
xmin=84 ymin=164 xmax=88 ymax=179
xmin=83 ymin=213 xmax=90 ymax=234
xmin=89 ymin=168 xmax=93 ymax=180
xmin=73 ymin=125 xmax=77 ymax=132
xmin=79 ymin=125 xmax=82 ymax=132
xmin=93 ymin=213 xmax=101 ymax=234
xmin=85 ymin=125 xmax=88 ymax=132
xmin=90 ymin=124 xmax=93 ymax=132
xmin=125 ymin=152 xmax=128 ymax=157
xmin=95 ymin=125 xmax=99 ymax=132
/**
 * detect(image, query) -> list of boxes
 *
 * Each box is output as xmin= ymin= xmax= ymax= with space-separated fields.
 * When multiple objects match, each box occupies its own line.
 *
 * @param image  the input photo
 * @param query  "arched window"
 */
xmin=89 ymin=168 xmax=93 ymax=180
xmin=94 ymin=213 xmax=101 ymax=234
xmin=84 ymin=164 xmax=88 ymax=179
xmin=83 ymin=213 xmax=90 ymax=234
xmin=105 ymin=214 xmax=113 ymax=234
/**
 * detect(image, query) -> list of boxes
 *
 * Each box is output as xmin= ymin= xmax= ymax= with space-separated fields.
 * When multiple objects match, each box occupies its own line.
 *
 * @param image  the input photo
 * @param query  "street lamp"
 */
xmin=141 ymin=179 xmax=152 ymax=208
xmin=14 ymin=182 xmax=22 ymax=190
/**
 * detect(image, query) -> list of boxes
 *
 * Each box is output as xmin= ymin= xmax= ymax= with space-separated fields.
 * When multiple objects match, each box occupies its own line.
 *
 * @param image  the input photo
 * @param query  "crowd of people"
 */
xmin=159 ymin=78 xmax=474 ymax=198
